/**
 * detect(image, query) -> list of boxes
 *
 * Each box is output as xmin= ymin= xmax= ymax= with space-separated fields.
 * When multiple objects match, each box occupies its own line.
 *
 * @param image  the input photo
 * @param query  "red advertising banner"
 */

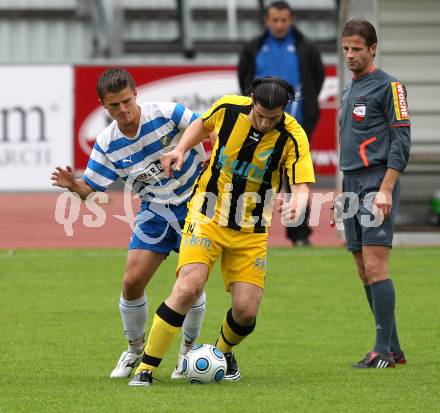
xmin=74 ymin=65 xmax=337 ymax=175
xmin=310 ymin=64 xmax=338 ymax=175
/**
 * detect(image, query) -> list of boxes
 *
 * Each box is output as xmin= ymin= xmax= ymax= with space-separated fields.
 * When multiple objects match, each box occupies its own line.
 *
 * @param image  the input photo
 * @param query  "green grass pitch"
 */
xmin=0 ymin=247 xmax=439 ymax=412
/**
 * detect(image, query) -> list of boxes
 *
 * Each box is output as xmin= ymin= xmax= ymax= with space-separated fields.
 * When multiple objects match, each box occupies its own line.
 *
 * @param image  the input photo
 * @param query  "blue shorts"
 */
xmin=342 ymin=168 xmax=400 ymax=252
xmin=128 ymin=202 xmax=188 ymax=255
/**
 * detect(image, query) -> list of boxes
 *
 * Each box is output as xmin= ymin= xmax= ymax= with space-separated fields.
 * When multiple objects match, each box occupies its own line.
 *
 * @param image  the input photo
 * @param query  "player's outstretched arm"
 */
xmin=51 ymin=166 xmax=94 ymax=200
xmin=161 ymin=118 xmax=213 ymax=178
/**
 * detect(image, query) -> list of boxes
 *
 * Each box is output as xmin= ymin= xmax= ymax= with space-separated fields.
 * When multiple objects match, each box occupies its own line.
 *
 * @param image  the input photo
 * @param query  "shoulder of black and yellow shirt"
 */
xmin=281 ymin=115 xmax=308 ymax=142
xmin=203 ymin=95 xmax=252 ymax=120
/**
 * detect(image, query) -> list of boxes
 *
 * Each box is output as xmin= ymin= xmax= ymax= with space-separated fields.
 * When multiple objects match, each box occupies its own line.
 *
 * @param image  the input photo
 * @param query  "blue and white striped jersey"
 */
xmin=83 ymin=101 xmax=205 ymax=205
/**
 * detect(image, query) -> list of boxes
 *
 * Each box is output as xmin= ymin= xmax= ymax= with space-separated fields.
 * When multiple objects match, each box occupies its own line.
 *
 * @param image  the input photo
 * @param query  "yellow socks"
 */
xmin=136 ymin=302 xmax=185 ymax=374
xmin=215 ymin=309 xmax=256 ymax=354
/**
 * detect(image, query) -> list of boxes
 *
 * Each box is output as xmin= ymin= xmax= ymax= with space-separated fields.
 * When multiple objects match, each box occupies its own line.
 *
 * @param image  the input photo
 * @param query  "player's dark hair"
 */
xmin=341 ymin=18 xmax=377 ymax=48
xmin=97 ymin=67 xmax=136 ymax=101
xmin=249 ymin=77 xmax=295 ymax=110
xmin=265 ymin=1 xmax=293 ymax=16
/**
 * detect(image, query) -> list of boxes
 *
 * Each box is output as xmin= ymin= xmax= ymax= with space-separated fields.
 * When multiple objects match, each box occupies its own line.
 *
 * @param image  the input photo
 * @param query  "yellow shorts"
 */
xmin=177 ymin=218 xmax=268 ymax=291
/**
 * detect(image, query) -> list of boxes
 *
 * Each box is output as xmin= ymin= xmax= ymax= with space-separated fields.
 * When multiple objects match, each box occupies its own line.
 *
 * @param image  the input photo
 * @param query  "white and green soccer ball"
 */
xmin=182 ymin=344 xmax=227 ymax=384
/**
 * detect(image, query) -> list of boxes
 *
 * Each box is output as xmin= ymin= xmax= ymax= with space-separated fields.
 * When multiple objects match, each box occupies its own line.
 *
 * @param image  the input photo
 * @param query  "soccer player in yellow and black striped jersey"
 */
xmin=128 ymin=77 xmax=315 ymax=386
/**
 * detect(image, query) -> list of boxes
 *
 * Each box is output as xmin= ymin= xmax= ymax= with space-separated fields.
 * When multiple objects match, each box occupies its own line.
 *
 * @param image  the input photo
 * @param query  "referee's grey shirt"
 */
xmin=339 ymin=68 xmax=411 ymax=173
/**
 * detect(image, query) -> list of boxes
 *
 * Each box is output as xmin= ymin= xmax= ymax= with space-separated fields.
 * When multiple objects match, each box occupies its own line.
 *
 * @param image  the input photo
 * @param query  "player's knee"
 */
xmin=176 ymin=279 xmax=204 ymax=302
xmin=233 ymin=307 xmax=257 ymax=326
xmin=176 ymin=266 xmax=206 ymax=299
xmin=364 ymin=261 xmax=386 ymax=281
xmin=123 ymin=271 xmax=147 ymax=295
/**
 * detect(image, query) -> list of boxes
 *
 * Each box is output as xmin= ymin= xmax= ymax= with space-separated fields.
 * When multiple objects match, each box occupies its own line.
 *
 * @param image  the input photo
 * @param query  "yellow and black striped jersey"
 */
xmin=187 ymin=95 xmax=315 ymax=233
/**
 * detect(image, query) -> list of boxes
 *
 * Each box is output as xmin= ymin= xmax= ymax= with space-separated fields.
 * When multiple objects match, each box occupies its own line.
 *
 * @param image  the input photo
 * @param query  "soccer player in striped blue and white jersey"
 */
xmin=51 ymin=67 xmax=210 ymax=379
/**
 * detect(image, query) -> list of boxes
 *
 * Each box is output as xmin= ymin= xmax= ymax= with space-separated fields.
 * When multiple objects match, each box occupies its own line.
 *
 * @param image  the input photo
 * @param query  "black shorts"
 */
xmin=341 ymin=168 xmax=400 ymax=252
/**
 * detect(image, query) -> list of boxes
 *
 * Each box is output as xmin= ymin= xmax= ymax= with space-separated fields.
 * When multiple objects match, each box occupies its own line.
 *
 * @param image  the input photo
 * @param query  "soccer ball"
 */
xmin=182 ymin=344 xmax=227 ymax=384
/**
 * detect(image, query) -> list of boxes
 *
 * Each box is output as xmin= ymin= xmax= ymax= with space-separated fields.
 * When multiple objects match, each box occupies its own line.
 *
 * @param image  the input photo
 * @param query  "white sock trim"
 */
xmin=119 ymin=294 xmax=146 ymax=308
xmin=191 ymin=290 xmax=206 ymax=309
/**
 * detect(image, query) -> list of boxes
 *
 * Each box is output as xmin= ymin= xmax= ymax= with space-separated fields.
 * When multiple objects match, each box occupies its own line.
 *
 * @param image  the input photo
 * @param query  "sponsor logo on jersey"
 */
xmin=160 ymin=135 xmax=173 ymax=147
xmin=256 ymin=148 xmax=273 ymax=161
xmin=184 ymin=234 xmax=212 ymax=249
xmin=216 ymin=146 xmax=273 ymax=182
xmin=352 ymin=102 xmax=366 ymax=122
xmin=133 ymin=160 xmax=164 ymax=183
xmin=391 ymin=82 xmax=409 ymax=120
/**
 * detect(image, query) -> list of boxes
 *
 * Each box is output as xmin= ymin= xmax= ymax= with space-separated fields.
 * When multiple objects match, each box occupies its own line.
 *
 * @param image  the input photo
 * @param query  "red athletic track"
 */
xmin=0 ymin=190 xmax=342 ymax=249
